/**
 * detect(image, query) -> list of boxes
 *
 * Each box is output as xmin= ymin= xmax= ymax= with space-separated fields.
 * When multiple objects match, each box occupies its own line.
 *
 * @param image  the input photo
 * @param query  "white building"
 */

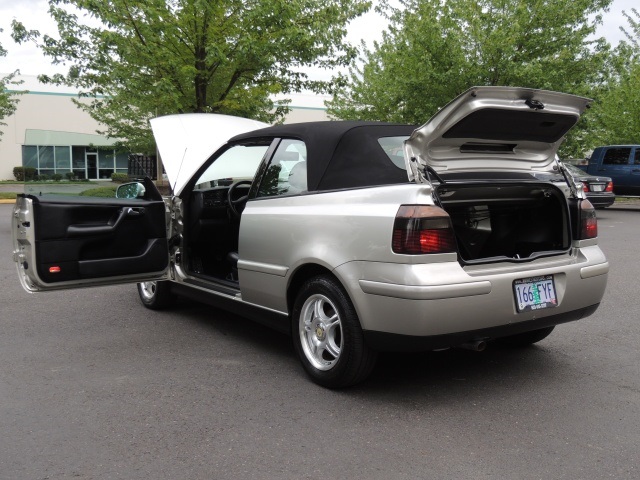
xmin=0 ymin=75 xmax=329 ymax=181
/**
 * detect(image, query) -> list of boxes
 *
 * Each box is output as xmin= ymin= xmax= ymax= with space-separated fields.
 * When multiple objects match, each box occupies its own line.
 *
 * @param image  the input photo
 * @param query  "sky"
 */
xmin=0 ymin=0 xmax=637 ymax=81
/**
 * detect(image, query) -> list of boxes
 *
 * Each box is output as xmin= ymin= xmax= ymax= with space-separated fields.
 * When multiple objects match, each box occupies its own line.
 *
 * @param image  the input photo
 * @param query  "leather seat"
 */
xmin=288 ymin=161 xmax=307 ymax=193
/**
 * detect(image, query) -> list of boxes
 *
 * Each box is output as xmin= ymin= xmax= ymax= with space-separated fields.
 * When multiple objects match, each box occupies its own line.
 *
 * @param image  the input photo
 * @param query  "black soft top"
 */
xmin=230 ymin=121 xmax=417 ymax=191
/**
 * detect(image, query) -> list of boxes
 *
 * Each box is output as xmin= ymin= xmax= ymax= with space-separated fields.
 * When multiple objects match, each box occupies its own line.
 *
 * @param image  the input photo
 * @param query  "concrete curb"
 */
xmin=0 ymin=199 xmax=16 ymax=204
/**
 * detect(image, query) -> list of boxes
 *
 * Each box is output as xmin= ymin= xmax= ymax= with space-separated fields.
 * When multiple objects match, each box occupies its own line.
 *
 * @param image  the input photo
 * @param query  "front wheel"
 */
xmin=495 ymin=326 xmax=555 ymax=347
xmin=137 ymin=280 xmax=176 ymax=310
xmin=292 ymin=275 xmax=377 ymax=388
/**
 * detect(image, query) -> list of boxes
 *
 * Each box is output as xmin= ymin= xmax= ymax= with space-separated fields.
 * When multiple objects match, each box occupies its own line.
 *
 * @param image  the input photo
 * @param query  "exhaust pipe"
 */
xmin=457 ymin=339 xmax=487 ymax=352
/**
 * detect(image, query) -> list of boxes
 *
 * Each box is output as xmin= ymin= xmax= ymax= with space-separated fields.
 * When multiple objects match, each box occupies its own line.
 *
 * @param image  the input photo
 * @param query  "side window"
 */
xmin=602 ymin=147 xmax=632 ymax=165
xmin=193 ymin=144 xmax=269 ymax=189
xmin=256 ymin=139 xmax=307 ymax=197
xmin=634 ymin=148 xmax=640 ymax=165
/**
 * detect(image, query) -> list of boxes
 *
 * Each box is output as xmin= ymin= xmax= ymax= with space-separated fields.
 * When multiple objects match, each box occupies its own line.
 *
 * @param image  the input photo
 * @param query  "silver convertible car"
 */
xmin=12 ymin=87 xmax=609 ymax=388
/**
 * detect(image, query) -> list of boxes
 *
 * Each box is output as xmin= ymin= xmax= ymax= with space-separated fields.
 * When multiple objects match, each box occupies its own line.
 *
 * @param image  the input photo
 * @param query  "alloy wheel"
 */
xmin=298 ymin=293 xmax=343 ymax=371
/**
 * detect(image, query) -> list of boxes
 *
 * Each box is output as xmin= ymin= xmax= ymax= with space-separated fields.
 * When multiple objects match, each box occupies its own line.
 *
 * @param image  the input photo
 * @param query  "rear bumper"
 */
xmin=363 ymin=303 xmax=599 ymax=352
xmin=587 ymin=193 xmax=615 ymax=208
xmin=334 ymin=246 xmax=608 ymax=339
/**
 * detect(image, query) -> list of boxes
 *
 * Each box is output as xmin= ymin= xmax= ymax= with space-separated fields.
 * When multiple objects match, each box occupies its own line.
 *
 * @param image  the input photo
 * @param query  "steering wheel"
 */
xmin=227 ymin=180 xmax=252 ymax=218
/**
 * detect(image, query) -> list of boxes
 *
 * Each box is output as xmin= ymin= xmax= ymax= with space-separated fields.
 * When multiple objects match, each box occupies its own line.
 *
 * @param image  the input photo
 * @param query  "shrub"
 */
xmin=79 ymin=185 xmax=118 ymax=197
xmin=36 ymin=174 xmax=50 ymax=181
xmin=111 ymin=172 xmax=130 ymax=183
xmin=25 ymin=168 xmax=37 ymax=181
xmin=65 ymin=172 xmax=76 ymax=181
xmin=13 ymin=167 xmax=25 ymax=181
xmin=52 ymin=173 xmax=63 ymax=182
xmin=13 ymin=167 xmax=37 ymax=181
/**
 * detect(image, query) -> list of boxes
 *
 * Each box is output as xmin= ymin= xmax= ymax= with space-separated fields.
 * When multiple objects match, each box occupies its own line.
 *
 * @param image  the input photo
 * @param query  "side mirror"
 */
xmin=116 ymin=182 xmax=146 ymax=199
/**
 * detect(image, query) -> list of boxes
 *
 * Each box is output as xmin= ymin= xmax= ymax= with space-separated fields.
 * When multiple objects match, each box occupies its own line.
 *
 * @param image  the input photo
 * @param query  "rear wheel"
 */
xmin=137 ymin=281 xmax=176 ymax=310
xmin=292 ymin=275 xmax=377 ymax=388
xmin=496 ymin=326 xmax=555 ymax=347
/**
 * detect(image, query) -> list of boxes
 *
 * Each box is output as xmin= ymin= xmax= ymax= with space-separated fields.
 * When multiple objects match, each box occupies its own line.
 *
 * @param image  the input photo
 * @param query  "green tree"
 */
xmin=620 ymin=7 xmax=640 ymax=50
xmin=0 ymin=31 xmax=23 ymax=139
xmin=12 ymin=0 xmax=369 ymax=152
xmin=589 ymin=8 xmax=640 ymax=146
xmin=328 ymin=0 xmax=616 ymax=157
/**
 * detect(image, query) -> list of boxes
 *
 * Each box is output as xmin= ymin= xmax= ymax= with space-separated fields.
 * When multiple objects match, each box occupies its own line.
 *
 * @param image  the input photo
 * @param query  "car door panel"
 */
xmin=13 ymin=194 xmax=169 ymax=291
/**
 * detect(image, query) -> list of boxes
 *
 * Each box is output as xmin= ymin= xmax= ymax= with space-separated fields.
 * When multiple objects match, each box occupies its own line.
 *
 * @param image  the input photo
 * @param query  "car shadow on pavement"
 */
xmin=161 ymin=299 xmax=564 ymax=397
xmin=351 ymin=344 xmax=561 ymax=400
xmin=166 ymin=300 xmax=295 ymax=358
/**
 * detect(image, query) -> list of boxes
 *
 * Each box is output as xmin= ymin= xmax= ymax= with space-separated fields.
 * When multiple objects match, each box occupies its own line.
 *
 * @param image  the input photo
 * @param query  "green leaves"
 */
xmin=11 ymin=0 xmax=369 ymax=152
xmin=328 ymin=0 xmax=620 ymax=158
xmin=589 ymin=9 xmax=640 ymax=147
xmin=0 ymin=30 xmax=24 ymax=139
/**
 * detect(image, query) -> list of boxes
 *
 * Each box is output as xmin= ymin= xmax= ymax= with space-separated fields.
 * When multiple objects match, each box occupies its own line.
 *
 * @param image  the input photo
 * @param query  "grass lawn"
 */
xmin=79 ymin=185 xmax=118 ymax=197
xmin=615 ymin=196 xmax=640 ymax=203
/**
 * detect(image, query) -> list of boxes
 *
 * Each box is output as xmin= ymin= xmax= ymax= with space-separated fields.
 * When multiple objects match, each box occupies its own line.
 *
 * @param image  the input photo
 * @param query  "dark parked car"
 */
xmin=563 ymin=162 xmax=615 ymax=208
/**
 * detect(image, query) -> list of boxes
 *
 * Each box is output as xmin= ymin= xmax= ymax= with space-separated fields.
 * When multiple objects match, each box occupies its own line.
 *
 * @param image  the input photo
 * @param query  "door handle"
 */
xmin=124 ymin=207 xmax=145 ymax=216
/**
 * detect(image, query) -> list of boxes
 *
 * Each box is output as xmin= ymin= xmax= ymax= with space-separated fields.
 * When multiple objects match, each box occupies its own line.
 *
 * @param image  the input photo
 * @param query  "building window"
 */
xmin=38 ymin=146 xmax=55 ymax=176
xmin=98 ymin=148 xmax=114 ymax=179
xmin=55 ymin=146 xmax=71 ymax=174
xmin=22 ymin=146 xmax=38 ymax=169
xmin=22 ymin=145 xmax=132 ymax=179
xmin=72 ymin=146 xmax=87 ymax=179
xmin=115 ymin=152 xmax=129 ymax=173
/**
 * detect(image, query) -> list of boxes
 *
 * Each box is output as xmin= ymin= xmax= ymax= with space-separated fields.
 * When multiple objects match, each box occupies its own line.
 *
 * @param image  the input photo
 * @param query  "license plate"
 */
xmin=513 ymin=275 xmax=558 ymax=313
xmin=591 ymin=184 xmax=605 ymax=192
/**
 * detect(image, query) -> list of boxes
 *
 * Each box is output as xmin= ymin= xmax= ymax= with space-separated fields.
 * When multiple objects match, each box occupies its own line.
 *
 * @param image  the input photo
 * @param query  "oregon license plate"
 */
xmin=513 ymin=275 xmax=558 ymax=313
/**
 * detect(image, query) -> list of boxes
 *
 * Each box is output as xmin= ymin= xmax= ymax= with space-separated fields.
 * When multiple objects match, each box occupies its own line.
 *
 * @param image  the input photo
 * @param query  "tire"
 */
xmin=291 ymin=275 xmax=377 ymax=388
xmin=496 ymin=326 xmax=555 ymax=347
xmin=137 ymin=281 xmax=176 ymax=310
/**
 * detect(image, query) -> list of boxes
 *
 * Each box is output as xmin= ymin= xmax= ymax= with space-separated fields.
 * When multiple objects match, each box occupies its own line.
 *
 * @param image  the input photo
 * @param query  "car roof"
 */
xmin=230 ymin=121 xmax=417 ymax=191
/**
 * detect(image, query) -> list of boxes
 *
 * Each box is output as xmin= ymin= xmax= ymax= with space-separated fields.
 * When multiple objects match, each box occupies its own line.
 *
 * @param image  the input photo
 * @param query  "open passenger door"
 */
xmin=12 ymin=183 xmax=169 ymax=293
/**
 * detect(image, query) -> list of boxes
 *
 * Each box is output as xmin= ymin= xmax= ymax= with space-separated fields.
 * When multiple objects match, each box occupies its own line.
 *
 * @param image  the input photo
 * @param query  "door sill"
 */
xmin=183 ymin=274 xmax=240 ymax=297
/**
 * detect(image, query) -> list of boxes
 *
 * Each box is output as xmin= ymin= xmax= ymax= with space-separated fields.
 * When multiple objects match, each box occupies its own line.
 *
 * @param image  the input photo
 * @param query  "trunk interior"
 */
xmin=436 ymin=183 xmax=570 ymax=263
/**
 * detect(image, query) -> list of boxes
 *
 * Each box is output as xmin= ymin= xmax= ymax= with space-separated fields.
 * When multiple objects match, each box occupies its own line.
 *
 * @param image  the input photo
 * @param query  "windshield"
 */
xmin=194 ymin=145 xmax=269 ymax=189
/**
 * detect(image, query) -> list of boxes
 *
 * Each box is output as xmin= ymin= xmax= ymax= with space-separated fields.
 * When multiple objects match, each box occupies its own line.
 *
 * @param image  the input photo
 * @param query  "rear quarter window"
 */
xmin=377 ymin=136 xmax=409 ymax=169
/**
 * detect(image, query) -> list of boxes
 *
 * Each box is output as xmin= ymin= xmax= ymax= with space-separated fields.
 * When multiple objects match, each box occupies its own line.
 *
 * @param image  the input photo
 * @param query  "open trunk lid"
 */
xmin=404 ymin=87 xmax=591 ymax=183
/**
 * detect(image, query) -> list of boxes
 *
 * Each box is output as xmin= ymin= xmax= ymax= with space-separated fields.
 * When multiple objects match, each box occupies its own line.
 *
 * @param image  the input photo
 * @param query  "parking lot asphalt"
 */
xmin=1 ymin=205 xmax=639 ymax=479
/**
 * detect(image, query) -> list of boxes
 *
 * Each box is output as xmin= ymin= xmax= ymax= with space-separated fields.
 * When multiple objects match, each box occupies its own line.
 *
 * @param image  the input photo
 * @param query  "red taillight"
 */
xmin=582 ymin=182 xmax=589 ymax=192
xmin=605 ymin=181 xmax=614 ymax=193
xmin=580 ymin=199 xmax=597 ymax=239
xmin=392 ymin=205 xmax=457 ymax=254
